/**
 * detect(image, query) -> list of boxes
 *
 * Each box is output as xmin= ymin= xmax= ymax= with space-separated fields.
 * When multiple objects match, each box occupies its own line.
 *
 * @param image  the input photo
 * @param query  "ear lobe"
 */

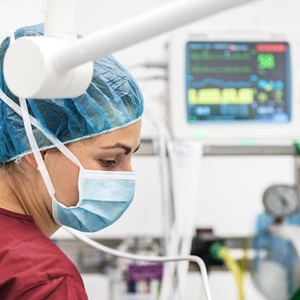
xmin=24 ymin=153 xmax=39 ymax=170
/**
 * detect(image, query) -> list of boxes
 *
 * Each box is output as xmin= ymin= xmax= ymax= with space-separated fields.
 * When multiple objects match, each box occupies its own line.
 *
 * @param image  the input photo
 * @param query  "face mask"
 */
xmin=0 ymin=75 xmax=136 ymax=233
xmin=52 ymin=168 xmax=136 ymax=232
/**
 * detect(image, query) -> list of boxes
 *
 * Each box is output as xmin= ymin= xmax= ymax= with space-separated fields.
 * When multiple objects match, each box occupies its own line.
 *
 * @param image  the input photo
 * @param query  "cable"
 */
xmin=220 ymin=248 xmax=245 ymax=300
xmin=66 ymin=227 xmax=213 ymax=300
xmin=143 ymin=110 xmax=177 ymax=300
xmin=174 ymin=141 xmax=204 ymax=300
xmin=211 ymin=243 xmax=245 ymax=300
xmin=240 ymin=235 xmax=253 ymax=275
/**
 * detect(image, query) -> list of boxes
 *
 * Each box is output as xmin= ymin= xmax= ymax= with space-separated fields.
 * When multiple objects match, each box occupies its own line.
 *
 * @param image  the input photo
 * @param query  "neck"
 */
xmin=0 ymin=170 xmax=59 ymax=237
xmin=0 ymin=179 xmax=28 ymax=214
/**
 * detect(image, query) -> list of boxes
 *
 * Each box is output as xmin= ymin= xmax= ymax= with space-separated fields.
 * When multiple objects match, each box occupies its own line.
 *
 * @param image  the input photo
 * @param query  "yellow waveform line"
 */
xmin=188 ymin=88 xmax=254 ymax=105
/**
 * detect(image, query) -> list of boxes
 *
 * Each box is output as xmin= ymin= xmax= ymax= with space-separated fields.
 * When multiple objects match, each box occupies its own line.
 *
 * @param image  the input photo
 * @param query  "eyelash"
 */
xmin=100 ymin=159 xmax=117 ymax=168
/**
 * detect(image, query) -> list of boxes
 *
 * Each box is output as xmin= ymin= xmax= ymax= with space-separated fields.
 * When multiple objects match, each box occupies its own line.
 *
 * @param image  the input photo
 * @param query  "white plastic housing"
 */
xmin=54 ymin=0 xmax=258 ymax=73
xmin=168 ymin=28 xmax=300 ymax=144
xmin=3 ymin=0 xmax=257 ymax=99
xmin=3 ymin=36 xmax=93 ymax=99
xmin=44 ymin=0 xmax=78 ymax=40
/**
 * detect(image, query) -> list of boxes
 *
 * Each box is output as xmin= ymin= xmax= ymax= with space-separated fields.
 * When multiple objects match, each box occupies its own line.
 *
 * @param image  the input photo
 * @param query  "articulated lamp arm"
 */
xmin=3 ymin=0 xmax=259 ymax=99
xmin=53 ymin=0 xmax=258 ymax=73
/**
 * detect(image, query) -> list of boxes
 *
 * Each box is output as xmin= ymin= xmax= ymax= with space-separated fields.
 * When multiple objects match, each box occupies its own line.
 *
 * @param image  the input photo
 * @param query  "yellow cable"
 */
xmin=218 ymin=247 xmax=245 ymax=300
xmin=240 ymin=235 xmax=253 ymax=274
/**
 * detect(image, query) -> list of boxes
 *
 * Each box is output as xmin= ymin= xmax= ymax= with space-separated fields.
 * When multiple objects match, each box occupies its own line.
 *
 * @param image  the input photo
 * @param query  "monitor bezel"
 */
xmin=168 ymin=28 xmax=300 ymax=144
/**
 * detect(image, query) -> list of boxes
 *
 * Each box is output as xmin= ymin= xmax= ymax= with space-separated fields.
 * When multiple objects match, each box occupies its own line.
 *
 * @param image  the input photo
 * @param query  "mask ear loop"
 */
xmin=0 ymin=32 xmax=85 ymax=205
xmin=19 ymin=97 xmax=56 ymax=198
xmin=5 ymin=32 xmax=82 ymax=168
xmin=8 ymin=31 xmax=53 ymax=197
xmin=0 ymin=89 xmax=82 ymax=168
xmin=10 ymin=31 xmax=15 ymax=42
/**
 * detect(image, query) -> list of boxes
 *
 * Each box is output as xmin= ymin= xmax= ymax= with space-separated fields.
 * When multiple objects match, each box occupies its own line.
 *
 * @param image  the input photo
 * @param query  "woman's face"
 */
xmin=43 ymin=120 xmax=142 ymax=208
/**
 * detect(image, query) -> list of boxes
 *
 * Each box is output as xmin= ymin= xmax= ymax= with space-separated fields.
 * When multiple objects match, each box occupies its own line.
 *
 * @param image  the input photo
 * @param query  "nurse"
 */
xmin=0 ymin=24 xmax=143 ymax=299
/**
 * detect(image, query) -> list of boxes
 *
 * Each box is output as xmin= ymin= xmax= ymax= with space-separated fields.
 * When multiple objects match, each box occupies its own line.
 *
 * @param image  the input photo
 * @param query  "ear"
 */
xmin=24 ymin=153 xmax=40 ymax=170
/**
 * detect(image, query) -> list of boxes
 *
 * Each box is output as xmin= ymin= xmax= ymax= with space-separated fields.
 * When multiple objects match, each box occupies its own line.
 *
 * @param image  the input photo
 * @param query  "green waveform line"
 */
xmin=190 ymin=66 xmax=251 ymax=73
xmin=190 ymin=50 xmax=252 ymax=61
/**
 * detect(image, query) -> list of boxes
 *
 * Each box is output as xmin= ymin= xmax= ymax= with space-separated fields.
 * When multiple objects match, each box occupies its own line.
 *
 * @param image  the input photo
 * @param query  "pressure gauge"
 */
xmin=263 ymin=184 xmax=300 ymax=217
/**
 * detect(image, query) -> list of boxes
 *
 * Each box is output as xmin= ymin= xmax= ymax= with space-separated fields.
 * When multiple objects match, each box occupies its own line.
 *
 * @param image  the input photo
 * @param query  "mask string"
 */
xmin=2 ymin=29 xmax=81 ymax=168
xmin=0 ymin=90 xmax=82 ymax=168
xmin=19 ymin=97 xmax=56 ymax=197
xmin=0 ymin=31 xmax=84 ymax=204
xmin=10 ymin=31 xmax=15 ymax=42
xmin=6 ymin=30 xmax=52 ymax=197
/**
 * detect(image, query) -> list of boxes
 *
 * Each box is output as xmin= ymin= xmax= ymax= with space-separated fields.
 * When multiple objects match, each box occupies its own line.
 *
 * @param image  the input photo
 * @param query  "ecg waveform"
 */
xmin=190 ymin=78 xmax=253 ymax=89
xmin=190 ymin=66 xmax=251 ymax=73
xmin=185 ymin=41 xmax=290 ymax=122
xmin=189 ymin=77 xmax=284 ymax=91
xmin=190 ymin=50 xmax=252 ymax=61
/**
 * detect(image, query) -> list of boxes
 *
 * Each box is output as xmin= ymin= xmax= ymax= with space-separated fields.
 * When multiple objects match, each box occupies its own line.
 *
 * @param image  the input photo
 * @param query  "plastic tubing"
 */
xmin=66 ymin=228 xmax=213 ymax=300
xmin=212 ymin=243 xmax=245 ymax=300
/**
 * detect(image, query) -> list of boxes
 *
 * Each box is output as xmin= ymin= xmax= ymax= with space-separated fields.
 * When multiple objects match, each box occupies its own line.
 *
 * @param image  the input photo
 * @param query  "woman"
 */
xmin=0 ymin=24 xmax=143 ymax=299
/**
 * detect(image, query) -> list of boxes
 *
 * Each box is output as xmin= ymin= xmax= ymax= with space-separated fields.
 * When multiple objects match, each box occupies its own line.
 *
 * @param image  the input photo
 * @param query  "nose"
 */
xmin=120 ymin=161 xmax=132 ymax=172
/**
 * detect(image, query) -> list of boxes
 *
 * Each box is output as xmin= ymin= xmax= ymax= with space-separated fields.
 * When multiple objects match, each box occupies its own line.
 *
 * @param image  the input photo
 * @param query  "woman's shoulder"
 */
xmin=0 ymin=207 xmax=48 ymax=247
xmin=0 ymin=208 xmax=87 ymax=299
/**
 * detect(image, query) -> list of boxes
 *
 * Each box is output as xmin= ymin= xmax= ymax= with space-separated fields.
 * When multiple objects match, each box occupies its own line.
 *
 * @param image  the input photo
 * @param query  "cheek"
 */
xmin=47 ymin=157 xmax=80 ymax=207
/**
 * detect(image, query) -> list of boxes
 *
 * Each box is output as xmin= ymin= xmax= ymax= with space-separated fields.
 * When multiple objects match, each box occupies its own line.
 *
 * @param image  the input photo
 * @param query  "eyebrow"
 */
xmin=102 ymin=143 xmax=140 ymax=155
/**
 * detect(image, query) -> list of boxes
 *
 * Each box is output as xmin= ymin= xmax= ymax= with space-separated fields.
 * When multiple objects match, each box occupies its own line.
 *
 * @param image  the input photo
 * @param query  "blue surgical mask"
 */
xmin=52 ymin=168 xmax=136 ymax=232
xmin=24 ymin=102 xmax=137 ymax=232
xmin=0 ymin=89 xmax=136 ymax=233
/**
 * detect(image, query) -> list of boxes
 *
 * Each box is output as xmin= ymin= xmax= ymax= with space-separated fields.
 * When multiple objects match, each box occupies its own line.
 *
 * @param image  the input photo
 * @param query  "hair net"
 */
xmin=0 ymin=24 xmax=144 ymax=164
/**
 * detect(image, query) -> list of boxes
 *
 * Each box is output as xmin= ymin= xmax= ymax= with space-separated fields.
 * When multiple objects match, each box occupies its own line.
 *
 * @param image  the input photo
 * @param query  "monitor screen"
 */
xmin=186 ymin=41 xmax=291 ymax=123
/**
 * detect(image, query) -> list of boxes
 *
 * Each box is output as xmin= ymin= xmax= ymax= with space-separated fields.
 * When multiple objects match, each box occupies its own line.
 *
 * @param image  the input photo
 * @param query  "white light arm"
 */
xmin=4 ymin=0 xmax=258 ymax=99
xmin=44 ymin=0 xmax=78 ymax=40
xmin=53 ymin=0 xmax=258 ymax=73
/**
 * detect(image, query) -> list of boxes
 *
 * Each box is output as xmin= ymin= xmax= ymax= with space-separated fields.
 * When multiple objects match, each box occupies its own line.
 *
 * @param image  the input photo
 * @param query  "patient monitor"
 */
xmin=168 ymin=28 xmax=300 ymax=144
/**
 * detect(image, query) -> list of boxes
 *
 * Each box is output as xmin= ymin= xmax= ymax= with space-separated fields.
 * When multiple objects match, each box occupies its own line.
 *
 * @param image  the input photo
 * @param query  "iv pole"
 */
xmin=3 ymin=0 xmax=259 ymax=99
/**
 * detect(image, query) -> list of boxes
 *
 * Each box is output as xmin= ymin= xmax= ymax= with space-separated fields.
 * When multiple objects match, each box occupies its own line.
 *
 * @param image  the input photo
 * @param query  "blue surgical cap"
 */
xmin=0 ymin=24 xmax=144 ymax=164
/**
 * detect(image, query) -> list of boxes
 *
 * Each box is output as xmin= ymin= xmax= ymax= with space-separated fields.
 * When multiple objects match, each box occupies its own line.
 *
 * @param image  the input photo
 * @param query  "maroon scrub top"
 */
xmin=0 ymin=208 xmax=88 ymax=299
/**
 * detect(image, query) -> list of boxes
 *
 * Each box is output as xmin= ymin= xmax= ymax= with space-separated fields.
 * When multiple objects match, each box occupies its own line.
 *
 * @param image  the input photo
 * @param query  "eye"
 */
xmin=100 ymin=159 xmax=117 ymax=168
